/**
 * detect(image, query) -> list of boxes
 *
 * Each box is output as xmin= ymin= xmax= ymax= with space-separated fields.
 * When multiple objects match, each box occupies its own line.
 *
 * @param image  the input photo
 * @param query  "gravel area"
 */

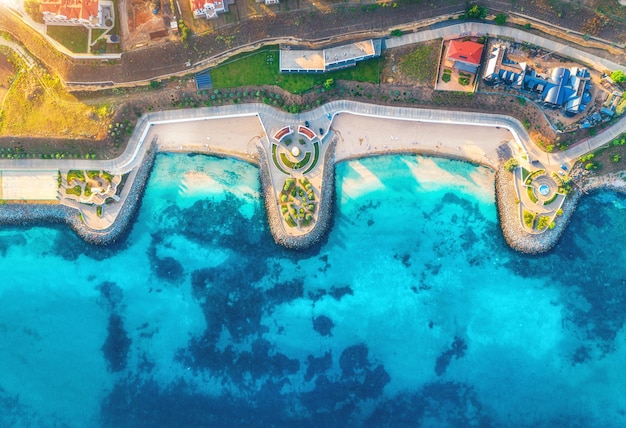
xmin=258 ymin=137 xmax=336 ymax=250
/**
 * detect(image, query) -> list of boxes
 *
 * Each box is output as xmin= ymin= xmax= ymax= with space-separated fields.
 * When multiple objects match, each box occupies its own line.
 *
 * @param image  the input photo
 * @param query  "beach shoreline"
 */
xmin=0 ymin=102 xmax=620 ymax=253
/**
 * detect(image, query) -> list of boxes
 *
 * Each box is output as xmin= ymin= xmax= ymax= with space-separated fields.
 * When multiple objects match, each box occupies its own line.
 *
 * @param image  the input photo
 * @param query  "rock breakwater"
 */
xmin=259 ymin=138 xmax=336 ymax=249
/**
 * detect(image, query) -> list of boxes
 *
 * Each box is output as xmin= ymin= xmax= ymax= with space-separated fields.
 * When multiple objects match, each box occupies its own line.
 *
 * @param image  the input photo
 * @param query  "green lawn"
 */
xmin=210 ymin=46 xmax=380 ymax=94
xmin=47 ymin=26 xmax=88 ymax=53
xmin=399 ymin=41 xmax=440 ymax=84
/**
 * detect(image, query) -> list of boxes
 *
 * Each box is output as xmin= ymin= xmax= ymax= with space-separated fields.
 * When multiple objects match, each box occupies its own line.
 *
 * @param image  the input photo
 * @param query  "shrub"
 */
xmin=611 ymin=154 xmax=621 ymax=163
xmin=523 ymin=210 xmax=535 ymax=229
xmin=546 ymin=144 xmax=555 ymax=153
xmin=523 ymin=119 xmax=531 ymax=129
xmin=458 ymin=77 xmax=470 ymax=86
xmin=556 ymin=208 xmax=564 ymax=216
xmin=390 ymin=29 xmax=403 ymax=37
xmin=466 ymin=4 xmax=488 ymax=19
xmin=442 ymin=73 xmax=451 ymax=83
xmin=610 ymin=70 xmax=626 ymax=83
xmin=537 ymin=216 xmax=551 ymax=230
xmin=504 ymin=158 xmax=519 ymax=172
xmin=494 ymin=13 xmax=507 ymax=25
xmin=579 ymin=153 xmax=595 ymax=162
xmin=584 ymin=162 xmax=597 ymax=170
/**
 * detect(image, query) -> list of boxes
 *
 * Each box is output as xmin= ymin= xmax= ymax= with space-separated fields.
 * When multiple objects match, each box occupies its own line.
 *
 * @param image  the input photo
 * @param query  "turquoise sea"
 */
xmin=2 ymin=153 xmax=626 ymax=427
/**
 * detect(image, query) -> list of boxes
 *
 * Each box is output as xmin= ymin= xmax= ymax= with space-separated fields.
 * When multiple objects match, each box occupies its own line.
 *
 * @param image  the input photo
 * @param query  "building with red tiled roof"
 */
xmin=40 ymin=0 xmax=103 ymax=26
xmin=191 ymin=0 xmax=234 ymax=19
xmin=446 ymin=39 xmax=484 ymax=73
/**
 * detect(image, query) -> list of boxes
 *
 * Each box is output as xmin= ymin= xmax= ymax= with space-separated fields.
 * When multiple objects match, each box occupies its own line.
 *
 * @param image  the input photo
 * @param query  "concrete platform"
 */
xmin=1 ymin=170 xmax=59 ymax=200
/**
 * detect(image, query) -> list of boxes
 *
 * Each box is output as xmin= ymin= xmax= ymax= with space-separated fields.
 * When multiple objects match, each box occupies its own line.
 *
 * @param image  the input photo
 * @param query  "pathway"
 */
xmin=0 ymin=36 xmax=36 ymax=69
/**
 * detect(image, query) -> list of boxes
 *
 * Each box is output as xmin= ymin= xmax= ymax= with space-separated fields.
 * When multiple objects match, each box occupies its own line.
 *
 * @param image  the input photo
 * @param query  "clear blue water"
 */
xmin=2 ymin=153 xmax=626 ymax=427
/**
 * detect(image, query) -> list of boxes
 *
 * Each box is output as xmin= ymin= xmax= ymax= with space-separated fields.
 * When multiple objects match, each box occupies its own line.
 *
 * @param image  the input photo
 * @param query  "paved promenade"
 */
xmin=1 ymin=99 xmax=625 ymax=179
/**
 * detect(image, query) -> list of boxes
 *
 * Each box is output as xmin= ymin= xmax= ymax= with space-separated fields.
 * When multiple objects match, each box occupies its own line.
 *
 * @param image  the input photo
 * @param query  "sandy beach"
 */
xmin=149 ymin=115 xmax=265 ymax=164
xmin=331 ymin=113 xmax=518 ymax=168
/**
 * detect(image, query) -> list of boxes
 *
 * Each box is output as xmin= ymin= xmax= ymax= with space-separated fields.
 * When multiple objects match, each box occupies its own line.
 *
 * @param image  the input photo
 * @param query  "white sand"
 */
xmin=150 ymin=116 xmax=265 ymax=163
xmin=331 ymin=113 xmax=516 ymax=168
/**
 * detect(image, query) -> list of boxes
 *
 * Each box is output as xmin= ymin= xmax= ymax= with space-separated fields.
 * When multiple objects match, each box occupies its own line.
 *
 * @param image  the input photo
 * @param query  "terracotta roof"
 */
xmin=447 ymin=40 xmax=484 ymax=66
xmin=191 ymin=0 xmax=224 ymax=13
xmin=40 ymin=0 xmax=99 ymax=20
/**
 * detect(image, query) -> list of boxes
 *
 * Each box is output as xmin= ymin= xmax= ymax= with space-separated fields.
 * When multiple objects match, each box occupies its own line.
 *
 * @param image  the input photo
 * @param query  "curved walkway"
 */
xmin=0 ymin=100 xmax=624 ymax=176
xmin=0 ymin=36 xmax=36 ymax=68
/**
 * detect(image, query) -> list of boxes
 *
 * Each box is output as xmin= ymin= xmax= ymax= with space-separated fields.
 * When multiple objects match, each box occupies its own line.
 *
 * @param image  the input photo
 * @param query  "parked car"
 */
xmin=319 ymin=128 xmax=324 ymax=136
xmin=305 ymin=121 xmax=310 ymax=128
xmin=561 ymin=165 xmax=568 ymax=171
xmin=153 ymin=2 xmax=160 ymax=14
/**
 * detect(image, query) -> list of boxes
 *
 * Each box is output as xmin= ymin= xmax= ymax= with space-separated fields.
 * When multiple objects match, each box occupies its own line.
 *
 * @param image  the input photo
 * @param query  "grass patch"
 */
xmin=92 ymin=29 xmax=107 ymax=41
xmin=523 ymin=210 xmax=536 ymax=229
xmin=399 ymin=42 xmax=439 ymax=84
xmin=0 ymin=67 xmax=108 ymax=139
xmin=67 ymin=170 xmax=85 ymax=183
xmin=46 ymin=26 xmax=88 ymax=53
xmin=526 ymin=186 xmax=538 ymax=203
xmin=211 ymin=46 xmax=379 ymax=94
xmin=543 ymin=193 xmax=558 ymax=205
xmin=537 ymin=215 xmax=551 ymax=230
xmin=66 ymin=185 xmax=82 ymax=196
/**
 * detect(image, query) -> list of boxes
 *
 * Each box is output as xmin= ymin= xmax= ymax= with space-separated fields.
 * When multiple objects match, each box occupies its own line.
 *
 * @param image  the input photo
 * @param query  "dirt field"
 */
xmin=123 ymin=0 xmax=177 ymax=49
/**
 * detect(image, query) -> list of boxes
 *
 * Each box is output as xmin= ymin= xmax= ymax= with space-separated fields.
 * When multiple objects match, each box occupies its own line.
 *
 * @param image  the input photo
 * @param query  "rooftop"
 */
xmin=447 ymin=40 xmax=484 ymax=65
xmin=40 ymin=0 xmax=100 ymax=21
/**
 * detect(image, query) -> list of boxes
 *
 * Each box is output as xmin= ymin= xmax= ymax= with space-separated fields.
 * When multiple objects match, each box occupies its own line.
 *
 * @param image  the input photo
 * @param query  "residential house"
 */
xmin=40 ymin=0 xmax=106 ymax=27
xmin=445 ymin=39 xmax=484 ymax=74
xmin=191 ymin=0 xmax=234 ymax=19
xmin=482 ymin=44 xmax=527 ymax=88
xmin=524 ymin=67 xmax=591 ymax=116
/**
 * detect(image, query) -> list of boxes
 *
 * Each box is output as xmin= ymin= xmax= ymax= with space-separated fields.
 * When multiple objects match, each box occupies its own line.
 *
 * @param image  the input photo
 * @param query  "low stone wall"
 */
xmin=495 ymin=166 xmax=582 ymax=254
xmin=258 ymin=138 xmax=337 ymax=250
xmin=0 ymin=144 xmax=158 ymax=245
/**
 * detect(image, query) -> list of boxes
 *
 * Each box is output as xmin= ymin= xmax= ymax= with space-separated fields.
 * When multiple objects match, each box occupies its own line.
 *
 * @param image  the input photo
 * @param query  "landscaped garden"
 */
xmin=279 ymin=177 xmax=316 ymax=228
xmin=64 ymin=169 xmax=118 ymax=201
xmin=271 ymin=141 xmax=320 ymax=175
